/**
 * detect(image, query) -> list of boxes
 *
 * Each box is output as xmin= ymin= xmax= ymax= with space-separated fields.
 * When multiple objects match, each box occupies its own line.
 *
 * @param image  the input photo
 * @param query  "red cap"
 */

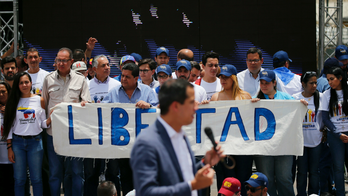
xmin=218 ymin=177 xmax=241 ymax=196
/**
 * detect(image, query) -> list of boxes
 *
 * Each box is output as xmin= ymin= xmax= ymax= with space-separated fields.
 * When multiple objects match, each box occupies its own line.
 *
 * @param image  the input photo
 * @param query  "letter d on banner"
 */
xmin=254 ymin=108 xmax=276 ymax=140
xmin=111 ymin=108 xmax=130 ymax=145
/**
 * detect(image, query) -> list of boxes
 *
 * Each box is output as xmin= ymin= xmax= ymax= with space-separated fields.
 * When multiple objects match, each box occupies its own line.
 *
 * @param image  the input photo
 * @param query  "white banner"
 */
xmin=51 ymin=100 xmax=307 ymax=158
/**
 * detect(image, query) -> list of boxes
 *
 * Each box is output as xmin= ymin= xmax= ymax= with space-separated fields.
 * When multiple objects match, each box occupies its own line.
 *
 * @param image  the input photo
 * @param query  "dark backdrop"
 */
xmin=22 ymin=0 xmax=316 ymax=76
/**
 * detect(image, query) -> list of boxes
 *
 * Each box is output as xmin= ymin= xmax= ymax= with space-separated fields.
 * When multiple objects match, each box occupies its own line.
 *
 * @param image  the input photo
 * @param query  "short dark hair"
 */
xmin=202 ymin=51 xmax=219 ymax=66
xmin=178 ymin=51 xmax=194 ymax=61
xmin=97 ymin=181 xmax=117 ymax=196
xmin=246 ymin=47 xmax=262 ymax=59
xmin=122 ymin=63 xmax=139 ymax=77
xmin=26 ymin=48 xmax=40 ymax=58
xmin=73 ymin=49 xmax=85 ymax=62
xmin=273 ymin=60 xmax=288 ymax=69
xmin=138 ymin=58 xmax=156 ymax=70
xmin=1 ymin=56 xmax=17 ymax=70
xmin=190 ymin=61 xmax=201 ymax=71
xmin=159 ymin=79 xmax=193 ymax=115
xmin=58 ymin=47 xmax=73 ymax=59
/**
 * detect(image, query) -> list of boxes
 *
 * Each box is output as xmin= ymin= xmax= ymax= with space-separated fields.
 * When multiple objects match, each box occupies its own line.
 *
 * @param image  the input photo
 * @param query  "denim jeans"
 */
xmin=254 ymin=155 xmax=294 ymax=196
xmin=319 ymin=141 xmax=335 ymax=193
xmin=296 ymin=145 xmax=321 ymax=196
xmin=327 ymin=131 xmax=348 ymax=196
xmin=12 ymin=134 xmax=43 ymax=196
xmin=47 ymin=134 xmax=84 ymax=196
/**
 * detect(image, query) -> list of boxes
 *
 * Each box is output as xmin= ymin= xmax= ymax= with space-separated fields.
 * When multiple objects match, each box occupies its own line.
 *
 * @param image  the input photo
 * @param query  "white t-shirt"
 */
xmin=8 ymin=95 xmax=48 ymax=139
xmin=89 ymin=77 xmax=121 ymax=103
xmin=319 ymin=89 xmax=348 ymax=132
xmin=193 ymin=84 xmax=207 ymax=103
xmin=26 ymin=68 xmax=49 ymax=95
xmin=0 ymin=113 xmax=11 ymax=164
xmin=200 ymin=78 xmax=222 ymax=100
xmin=293 ymin=92 xmax=322 ymax=147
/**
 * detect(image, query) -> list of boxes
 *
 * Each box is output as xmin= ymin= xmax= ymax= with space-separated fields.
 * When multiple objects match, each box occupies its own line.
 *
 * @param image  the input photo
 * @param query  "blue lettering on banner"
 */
xmin=254 ymin=108 xmax=276 ymax=140
xmin=98 ymin=108 xmax=103 ymax=145
xmin=196 ymin=108 xmax=216 ymax=143
xmin=135 ymin=108 xmax=157 ymax=136
xmin=68 ymin=105 xmax=92 ymax=145
xmin=111 ymin=108 xmax=130 ymax=145
xmin=220 ymin=107 xmax=249 ymax=142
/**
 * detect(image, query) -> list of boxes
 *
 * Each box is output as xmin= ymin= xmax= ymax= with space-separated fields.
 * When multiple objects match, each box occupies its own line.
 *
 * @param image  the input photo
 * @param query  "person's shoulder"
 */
xmin=39 ymin=68 xmax=50 ymax=75
xmin=277 ymin=91 xmax=294 ymax=99
xmin=292 ymin=92 xmax=303 ymax=100
xmin=109 ymin=77 xmax=121 ymax=85
xmin=322 ymin=88 xmax=331 ymax=97
xmin=72 ymin=71 xmax=86 ymax=79
xmin=138 ymin=82 xmax=152 ymax=91
xmin=134 ymin=122 xmax=160 ymax=145
xmin=237 ymin=68 xmax=248 ymax=76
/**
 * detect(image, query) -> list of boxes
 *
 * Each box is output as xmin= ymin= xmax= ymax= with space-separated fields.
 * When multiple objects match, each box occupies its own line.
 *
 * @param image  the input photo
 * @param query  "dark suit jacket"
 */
xmin=130 ymin=119 xmax=202 ymax=196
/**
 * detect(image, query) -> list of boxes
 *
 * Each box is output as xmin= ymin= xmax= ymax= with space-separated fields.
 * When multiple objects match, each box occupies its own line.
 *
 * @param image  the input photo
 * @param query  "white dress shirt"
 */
xmin=237 ymin=68 xmax=264 ymax=97
xmin=158 ymin=116 xmax=197 ymax=196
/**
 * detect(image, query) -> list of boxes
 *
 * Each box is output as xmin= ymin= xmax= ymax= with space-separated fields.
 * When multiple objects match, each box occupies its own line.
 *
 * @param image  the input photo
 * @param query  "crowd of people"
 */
xmin=0 ymin=37 xmax=348 ymax=196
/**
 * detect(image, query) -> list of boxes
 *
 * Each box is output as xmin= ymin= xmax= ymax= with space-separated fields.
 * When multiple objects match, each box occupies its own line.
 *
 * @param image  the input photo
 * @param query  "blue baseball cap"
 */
xmin=259 ymin=70 xmax=276 ymax=82
xmin=218 ymin=64 xmax=237 ymax=77
xmin=130 ymin=53 xmax=142 ymax=62
xmin=245 ymin=172 xmax=268 ymax=188
xmin=156 ymin=47 xmax=169 ymax=56
xmin=176 ymin=60 xmax=191 ymax=71
xmin=324 ymin=57 xmax=342 ymax=69
xmin=273 ymin=50 xmax=292 ymax=65
xmin=335 ymin=45 xmax=348 ymax=61
xmin=120 ymin=55 xmax=136 ymax=65
xmin=156 ymin=64 xmax=172 ymax=76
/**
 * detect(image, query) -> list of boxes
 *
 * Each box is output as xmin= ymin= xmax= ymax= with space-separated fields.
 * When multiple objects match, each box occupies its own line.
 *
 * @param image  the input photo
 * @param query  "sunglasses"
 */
xmin=303 ymin=71 xmax=316 ymax=79
xmin=245 ymin=185 xmax=262 ymax=193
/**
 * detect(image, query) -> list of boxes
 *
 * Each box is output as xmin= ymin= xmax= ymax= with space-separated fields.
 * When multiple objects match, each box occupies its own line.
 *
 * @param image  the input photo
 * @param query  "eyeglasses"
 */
xmin=247 ymin=59 xmax=260 ymax=63
xmin=207 ymin=63 xmax=219 ymax=68
xmin=245 ymin=185 xmax=263 ymax=193
xmin=303 ymin=71 xmax=316 ymax=79
xmin=55 ymin=58 xmax=71 ymax=64
xmin=157 ymin=74 xmax=169 ymax=79
xmin=139 ymin=69 xmax=150 ymax=73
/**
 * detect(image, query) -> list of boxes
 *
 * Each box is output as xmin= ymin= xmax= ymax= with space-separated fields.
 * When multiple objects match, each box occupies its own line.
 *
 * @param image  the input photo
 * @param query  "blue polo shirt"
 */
xmin=102 ymin=82 xmax=158 ymax=106
xmin=253 ymin=90 xmax=294 ymax=100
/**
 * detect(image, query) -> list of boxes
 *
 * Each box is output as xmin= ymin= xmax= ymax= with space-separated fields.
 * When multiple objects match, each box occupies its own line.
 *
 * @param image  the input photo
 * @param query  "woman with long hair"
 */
xmin=211 ymin=64 xmax=251 ymax=101
xmin=319 ymin=67 xmax=348 ymax=196
xmin=0 ymin=81 xmax=14 ymax=195
xmin=252 ymin=70 xmax=307 ymax=196
xmin=211 ymin=64 xmax=251 ymax=196
xmin=293 ymin=71 xmax=322 ymax=196
xmin=3 ymin=72 xmax=51 ymax=196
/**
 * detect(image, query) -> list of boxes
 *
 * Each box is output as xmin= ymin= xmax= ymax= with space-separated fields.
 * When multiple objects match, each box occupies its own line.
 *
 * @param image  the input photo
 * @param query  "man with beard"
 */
xmin=1 ymin=56 xmax=18 ymax=87
xmin=175 ymin=60 xmax=207 ymax=103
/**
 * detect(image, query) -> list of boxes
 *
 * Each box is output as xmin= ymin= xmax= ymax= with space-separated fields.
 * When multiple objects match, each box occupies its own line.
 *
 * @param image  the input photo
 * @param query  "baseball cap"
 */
xmin=335 ymin=45 xmax=348 ymax=61
xmin=156 ymin=64 xmax=172 ymax=76
xmin=218 ymin=64 xmax=237 ymax=77
xmin=71 ymin=61 xmax=87 ymax=71
xmin=324 ymin=57 xmax=342 ymax=69
xmin=176 ymin=60 xmax=191 ymax=71
xmin=120 ymin=55 xmax=136 ymax=65
xmin=245 ymin=172 xmax=268 ymax=188
xmin=218 ymin=177 xmax=241 ymax=196
xmin=273 ymin=50 xmax=292 ymax=64
xmin=156 ymin=47 xmax=169 ymax=56
xmin=259 ymin=70 xmax=276 ymax=82
xmin=130 ymin=53 xmax=142 ymax=62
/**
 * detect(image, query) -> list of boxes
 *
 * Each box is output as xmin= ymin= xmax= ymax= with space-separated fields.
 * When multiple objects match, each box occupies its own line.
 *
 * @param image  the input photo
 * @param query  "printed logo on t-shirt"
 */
xmin=32 ymin=86 xmax=42 ymax=95
xmin=18 ymin=107 xmax=36 ymax=124
xmin=92 ymin=95 xmax=105 ymax=103
xmin=303 ymin=109 xmax=316 ymax=129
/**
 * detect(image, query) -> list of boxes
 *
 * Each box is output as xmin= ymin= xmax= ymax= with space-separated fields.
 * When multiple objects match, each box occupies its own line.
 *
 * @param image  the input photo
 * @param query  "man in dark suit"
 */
xmin=130 ymin=78 xmax=224 ymax=196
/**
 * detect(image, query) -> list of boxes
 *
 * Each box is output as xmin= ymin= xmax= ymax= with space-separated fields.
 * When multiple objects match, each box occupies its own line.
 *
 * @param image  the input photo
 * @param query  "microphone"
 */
xmin=204 ymin=127 xmax=235 ymax=169
xmin=204 ymin=127 xmax=218 ymax=151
